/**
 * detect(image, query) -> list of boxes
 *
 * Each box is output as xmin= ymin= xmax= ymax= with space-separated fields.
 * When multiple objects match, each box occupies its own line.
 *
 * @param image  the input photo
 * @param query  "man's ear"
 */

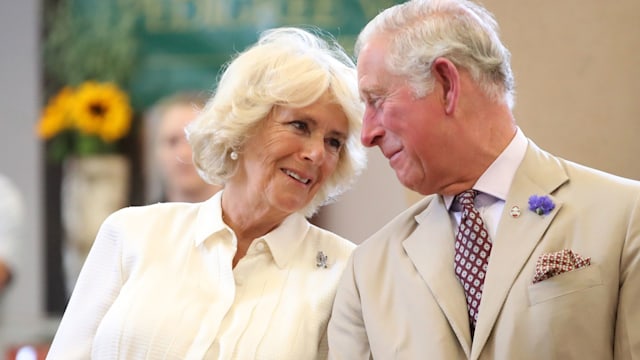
xmin=431 ymin=58 xmax=460 ymax=115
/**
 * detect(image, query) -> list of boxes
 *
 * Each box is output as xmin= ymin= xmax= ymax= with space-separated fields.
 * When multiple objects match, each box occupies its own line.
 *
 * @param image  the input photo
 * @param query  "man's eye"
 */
xmin=367 ymin=97 xmax=382 ymax=108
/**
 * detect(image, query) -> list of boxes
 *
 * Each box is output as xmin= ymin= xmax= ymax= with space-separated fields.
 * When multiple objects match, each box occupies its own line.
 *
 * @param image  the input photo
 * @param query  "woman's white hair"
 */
xmin=186 ymin=27 xmax=367 ymax=217
xmin=355 ymin=0 xmax=515 ymax=109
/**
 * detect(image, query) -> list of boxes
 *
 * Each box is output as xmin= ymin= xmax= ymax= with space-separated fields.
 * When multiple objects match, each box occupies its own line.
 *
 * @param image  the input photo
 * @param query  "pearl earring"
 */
xmin=230 ymin=151 xmax=238 ymax=160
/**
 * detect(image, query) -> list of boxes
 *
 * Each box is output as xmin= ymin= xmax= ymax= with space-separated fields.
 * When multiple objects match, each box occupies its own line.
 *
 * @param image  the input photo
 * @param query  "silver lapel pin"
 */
xmin=316 ymin=251 xmax=328 ymax=268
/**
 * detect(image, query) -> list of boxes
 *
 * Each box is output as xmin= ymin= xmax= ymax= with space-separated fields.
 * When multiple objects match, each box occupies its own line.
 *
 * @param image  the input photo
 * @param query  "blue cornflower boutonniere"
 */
xmin=528 ymin=195 xmax=555 ymax=216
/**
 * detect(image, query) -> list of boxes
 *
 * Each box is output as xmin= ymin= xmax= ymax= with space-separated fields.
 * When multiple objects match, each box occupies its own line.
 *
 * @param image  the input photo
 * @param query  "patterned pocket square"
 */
xmin=532 ymin=249 xmax=591 ymax=284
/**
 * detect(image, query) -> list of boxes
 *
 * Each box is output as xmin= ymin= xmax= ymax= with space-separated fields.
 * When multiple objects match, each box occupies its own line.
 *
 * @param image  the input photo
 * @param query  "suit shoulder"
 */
xmin=523 ymin=141 xmax=640 ymax=197
xmin=354 ymin=194 xmax=438 ymax=253
xmin=556 ymin=158 xmax=640 ymax=200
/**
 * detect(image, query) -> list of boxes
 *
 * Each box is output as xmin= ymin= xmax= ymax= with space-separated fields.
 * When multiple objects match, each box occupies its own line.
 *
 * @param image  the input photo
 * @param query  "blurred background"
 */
xmin=1 ymin=0 xmax=638 ymax=356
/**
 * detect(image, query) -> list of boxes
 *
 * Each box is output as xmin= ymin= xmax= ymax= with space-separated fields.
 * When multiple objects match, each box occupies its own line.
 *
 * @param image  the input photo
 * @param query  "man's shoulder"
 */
xmin=562 ymin=158 xmax=640 ymax=189
xmin=355 ymin=194 xmax=439 ymax=253
xmin=526 ymin=139 xmax=640 ymax=189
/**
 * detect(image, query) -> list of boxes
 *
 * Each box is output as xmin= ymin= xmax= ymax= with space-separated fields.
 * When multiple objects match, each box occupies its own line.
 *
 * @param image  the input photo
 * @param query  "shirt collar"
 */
xmin=194 ymin=190 xmax=311 ymax=269
xmin=194 ymin=190 xmax=229 ymax=247
xmin=260 ymin=212 xmax=310 ymax=269
xmin=444 ymin=127 xmax=528 ymax=210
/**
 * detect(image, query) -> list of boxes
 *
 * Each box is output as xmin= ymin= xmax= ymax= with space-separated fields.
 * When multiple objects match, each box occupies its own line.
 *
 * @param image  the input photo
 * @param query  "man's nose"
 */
xmin=360 ymin=109 xmax=384 ymax=147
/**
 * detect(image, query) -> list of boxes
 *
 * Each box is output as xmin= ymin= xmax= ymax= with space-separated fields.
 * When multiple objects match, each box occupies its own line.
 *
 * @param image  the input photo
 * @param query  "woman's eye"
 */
xmin=326 ymin=138 xmax=343 ymax=151
xmin=290 ymin=120 xmax=309 ymax=132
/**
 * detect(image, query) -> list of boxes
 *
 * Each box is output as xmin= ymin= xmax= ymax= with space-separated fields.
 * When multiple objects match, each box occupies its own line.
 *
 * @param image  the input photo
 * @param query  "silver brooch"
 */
xmin=316 ymin=251 xmax=328 ymax=268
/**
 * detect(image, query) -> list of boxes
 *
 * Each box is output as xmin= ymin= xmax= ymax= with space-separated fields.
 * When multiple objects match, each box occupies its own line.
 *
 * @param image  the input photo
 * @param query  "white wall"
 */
xmin=0 ymin=0 xmax=60 ymax=351
xmin=486 ymin=0 xmax=640 ymax=181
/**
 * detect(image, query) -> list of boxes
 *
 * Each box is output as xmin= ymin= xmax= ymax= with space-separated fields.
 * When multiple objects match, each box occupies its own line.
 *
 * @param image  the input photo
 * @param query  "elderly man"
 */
xmin=328 ymin=0 xmax=640 ymax=359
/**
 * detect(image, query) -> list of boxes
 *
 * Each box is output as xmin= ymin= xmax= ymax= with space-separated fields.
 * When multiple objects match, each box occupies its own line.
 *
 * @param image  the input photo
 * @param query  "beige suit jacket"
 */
xmin=328 ymin=141 xmax=640 ymax=359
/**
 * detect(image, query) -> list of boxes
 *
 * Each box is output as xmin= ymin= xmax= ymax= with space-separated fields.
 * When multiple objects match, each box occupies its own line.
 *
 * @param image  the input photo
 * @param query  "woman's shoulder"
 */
xmin=306 ymin=222 xmax=356 ymax=253
xmin=104 ymin=202 xmax=202 ymax=231
xmin=98 ymin=202 xmax=207 ymax=255
xmin=112 ymin=201 xmax=200 ymax=217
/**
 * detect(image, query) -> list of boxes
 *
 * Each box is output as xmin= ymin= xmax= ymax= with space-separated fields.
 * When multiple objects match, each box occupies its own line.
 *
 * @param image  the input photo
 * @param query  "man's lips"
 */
xmin=383 ymin=147 xmax=402 ymax=161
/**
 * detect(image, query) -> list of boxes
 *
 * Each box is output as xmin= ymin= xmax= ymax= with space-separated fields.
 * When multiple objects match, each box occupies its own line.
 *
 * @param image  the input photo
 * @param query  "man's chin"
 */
xmin=396 ymin=174 xmax=417 ymax=191
xmin=397 ymin=175 xmax=431 ymax=195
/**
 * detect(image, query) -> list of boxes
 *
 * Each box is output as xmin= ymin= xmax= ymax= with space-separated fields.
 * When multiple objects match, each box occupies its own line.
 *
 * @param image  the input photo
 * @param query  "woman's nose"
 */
xmin=303 ymin=137 xmax=326 ymax=163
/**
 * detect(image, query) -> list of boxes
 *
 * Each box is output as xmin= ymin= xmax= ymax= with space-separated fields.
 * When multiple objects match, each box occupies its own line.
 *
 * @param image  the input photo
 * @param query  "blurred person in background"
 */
xmin=144 ymin=91 xmax=223 ymax=203
xmin=0 ymin=174 xmax=24 ymax=294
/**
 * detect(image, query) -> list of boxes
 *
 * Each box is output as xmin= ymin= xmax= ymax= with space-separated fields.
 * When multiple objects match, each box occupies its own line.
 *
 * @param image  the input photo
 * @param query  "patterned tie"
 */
xmin=454 ymin=190 xmax=492 ymax=336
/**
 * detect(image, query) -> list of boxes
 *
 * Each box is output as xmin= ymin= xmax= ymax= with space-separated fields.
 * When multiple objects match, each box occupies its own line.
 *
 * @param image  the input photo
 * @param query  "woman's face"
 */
xmin=233 ymin=92 xmax=348 ymax=216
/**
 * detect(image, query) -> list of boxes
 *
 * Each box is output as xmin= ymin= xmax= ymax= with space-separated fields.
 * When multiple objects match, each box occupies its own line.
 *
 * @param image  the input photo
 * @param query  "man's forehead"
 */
xmin=357 ymin=54 xmax=383 ymax=91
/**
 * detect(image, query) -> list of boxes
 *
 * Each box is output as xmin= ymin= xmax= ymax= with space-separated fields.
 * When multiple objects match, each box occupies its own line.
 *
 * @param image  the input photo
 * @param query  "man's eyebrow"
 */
xmin=361 ymin=80 xmax=384 ymax=94
xmin=360 ymin=87 xmax=384 ymax=103
xmin=359 ymin=86 xmax=377 ymax=99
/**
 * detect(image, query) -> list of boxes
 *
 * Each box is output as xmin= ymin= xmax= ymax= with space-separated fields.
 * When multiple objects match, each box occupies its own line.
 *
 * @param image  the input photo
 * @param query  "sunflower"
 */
xmin=36 ymin=81 xmax=134 ymax=162
xmin=70 ymin=81 xmax=133 ymax=142
xmin=36 ymin=86 xmax=75 ymax=139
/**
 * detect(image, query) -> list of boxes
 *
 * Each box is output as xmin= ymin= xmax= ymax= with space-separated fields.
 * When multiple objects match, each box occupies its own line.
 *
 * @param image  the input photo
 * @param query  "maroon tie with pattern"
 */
xmin=454 ymin=190 xmax=492 ymax=337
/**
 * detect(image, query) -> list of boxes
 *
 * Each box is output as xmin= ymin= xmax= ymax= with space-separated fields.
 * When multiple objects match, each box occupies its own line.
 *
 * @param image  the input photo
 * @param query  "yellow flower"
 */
xmin=36 ymin=87 xmax=74 ymax=139
xmin=70 ymin=81 xmax=133 ymax=142
xmin=37 ymin=81 xmax=134 ymax=161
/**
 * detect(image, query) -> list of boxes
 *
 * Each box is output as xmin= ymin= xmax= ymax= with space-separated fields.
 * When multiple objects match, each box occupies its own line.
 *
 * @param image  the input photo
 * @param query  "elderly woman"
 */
xmin=47 ymin=27 xmax=366 ymax=359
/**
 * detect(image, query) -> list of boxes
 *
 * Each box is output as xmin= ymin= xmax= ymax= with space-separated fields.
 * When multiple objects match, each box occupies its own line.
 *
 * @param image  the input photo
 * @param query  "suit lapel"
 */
xmin=471 ymin=141 xmax=569 ymax=358
xmin=403 ymin=196 xmax=472 ymax=357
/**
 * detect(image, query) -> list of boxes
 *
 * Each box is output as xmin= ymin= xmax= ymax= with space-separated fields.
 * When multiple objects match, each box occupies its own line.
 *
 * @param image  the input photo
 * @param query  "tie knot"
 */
xmin=456 ymin=189 xmax=478 ymax=207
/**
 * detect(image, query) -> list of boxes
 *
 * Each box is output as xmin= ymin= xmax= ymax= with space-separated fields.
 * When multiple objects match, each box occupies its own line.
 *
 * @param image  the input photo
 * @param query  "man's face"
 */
xmin=357 ymin=37 xmax=458 ymax=195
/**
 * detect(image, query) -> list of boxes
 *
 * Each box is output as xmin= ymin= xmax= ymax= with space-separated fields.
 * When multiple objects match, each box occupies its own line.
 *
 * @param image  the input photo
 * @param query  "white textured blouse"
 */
xmin=47 ymin=191 xmax=355 ymax=360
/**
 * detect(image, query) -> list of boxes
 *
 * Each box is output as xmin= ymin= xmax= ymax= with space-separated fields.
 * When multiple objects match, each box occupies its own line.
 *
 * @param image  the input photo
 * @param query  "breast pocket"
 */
xmin=527 ymin=265 xmax=603 ymax=305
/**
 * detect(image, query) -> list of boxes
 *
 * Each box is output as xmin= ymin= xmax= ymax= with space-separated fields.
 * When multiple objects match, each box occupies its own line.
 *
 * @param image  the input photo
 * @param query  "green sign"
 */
xmin=119 ymin=0 xmax=402 ymax=110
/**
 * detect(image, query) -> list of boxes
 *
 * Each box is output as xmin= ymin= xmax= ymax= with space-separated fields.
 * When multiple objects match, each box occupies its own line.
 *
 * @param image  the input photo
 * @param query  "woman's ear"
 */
xmin=431 ymin=57 xmax=460 ymax=115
